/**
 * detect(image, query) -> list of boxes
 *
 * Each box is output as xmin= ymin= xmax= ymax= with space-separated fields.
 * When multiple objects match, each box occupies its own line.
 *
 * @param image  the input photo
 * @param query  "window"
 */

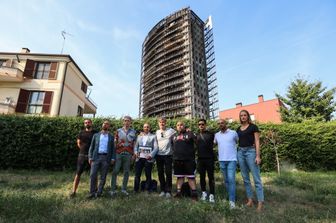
xmin=16 ymin=89 xmax=53 ymax=114
xmin=250 ymin=114 xmax=255 ymax=121
xmin=81 ymin=81 xmax=87 ymax=94
xmin=77 ymin=106 xmax=83 ymax=117
xmin=27 ymin=92 xmax=45 ymax=114
xmin=34 ymin=62 xmax=51 ymax=79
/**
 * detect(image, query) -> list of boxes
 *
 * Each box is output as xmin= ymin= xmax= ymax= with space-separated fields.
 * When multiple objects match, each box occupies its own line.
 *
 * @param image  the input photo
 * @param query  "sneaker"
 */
xmin=159 ymin=192 xmax=166 ymax=197
xmin=209 ymin=194 xmax=215 ymax=203
xmin=69 ymin=192 xmax=76 ymax=198
xmin=121 ymin=190 xmax=129 ymax=196
xmin=109 ymin=191 xmax=117 ymax=196
xmin=229 ymin=201 xmax=236 ymax=209
xmin=201 ymin=191 xmax=207 ymax=201
xmin=165 ymin=192 xmax=171 ymax=198
xmin=86 ymin=193 xmax=96 ymax=199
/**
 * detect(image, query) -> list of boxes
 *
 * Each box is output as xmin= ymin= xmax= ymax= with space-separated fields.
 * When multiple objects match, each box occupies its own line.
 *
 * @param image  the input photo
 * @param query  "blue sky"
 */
xmin=1 ymin=0 xmax=335 ymax=118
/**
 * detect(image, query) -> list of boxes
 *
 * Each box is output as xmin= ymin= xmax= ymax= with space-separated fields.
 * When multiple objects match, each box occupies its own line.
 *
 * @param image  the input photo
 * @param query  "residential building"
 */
xmin=139 ymin=7 xmax=218 ymax=119
xmin=219 ymin=95 xmax=284 ymax=123
xmin=0 ymin=48 xmax=97 ymax=117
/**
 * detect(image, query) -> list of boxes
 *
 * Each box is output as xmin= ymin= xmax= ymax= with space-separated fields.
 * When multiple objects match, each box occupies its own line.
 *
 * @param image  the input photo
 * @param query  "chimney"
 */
xmin=258 ymin=95 xmax=264 ymax=103
xmin=236 ymin=102 xmax=242 ymax=108
xmin=20 ymin=48 xmax=30 ymax=53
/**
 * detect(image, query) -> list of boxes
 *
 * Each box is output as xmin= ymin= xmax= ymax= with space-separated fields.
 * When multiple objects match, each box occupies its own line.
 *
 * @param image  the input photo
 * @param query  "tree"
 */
xmin=263 ymin=129 xmax=281 ymax=175
xmin=276 ymin=76 xmax=336 ymax=122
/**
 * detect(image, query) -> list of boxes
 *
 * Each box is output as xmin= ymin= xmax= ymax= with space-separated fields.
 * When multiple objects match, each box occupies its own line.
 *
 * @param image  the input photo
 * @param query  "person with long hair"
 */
xmin=237 ymin=110 xmax=264 ymax=211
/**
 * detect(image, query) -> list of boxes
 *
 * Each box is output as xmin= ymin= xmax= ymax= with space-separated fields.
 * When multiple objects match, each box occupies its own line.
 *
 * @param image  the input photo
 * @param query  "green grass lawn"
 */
xmin=0 ymin=169 xmax=335 ymax=223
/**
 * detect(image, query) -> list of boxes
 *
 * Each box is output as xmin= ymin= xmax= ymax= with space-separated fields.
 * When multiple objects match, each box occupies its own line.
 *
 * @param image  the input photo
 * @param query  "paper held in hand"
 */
xmin=139 ymin=146 xmax=152 ymax=158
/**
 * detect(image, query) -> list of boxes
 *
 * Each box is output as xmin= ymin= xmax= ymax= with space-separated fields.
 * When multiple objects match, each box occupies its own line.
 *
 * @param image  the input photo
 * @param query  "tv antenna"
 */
xmin=60 ymin=30 xmax=73 ymax=54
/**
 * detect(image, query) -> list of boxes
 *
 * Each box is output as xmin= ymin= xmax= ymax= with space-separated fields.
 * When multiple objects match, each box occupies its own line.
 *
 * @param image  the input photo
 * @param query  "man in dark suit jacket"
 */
xmin=88 ymin=120 xmax=115 ymax=198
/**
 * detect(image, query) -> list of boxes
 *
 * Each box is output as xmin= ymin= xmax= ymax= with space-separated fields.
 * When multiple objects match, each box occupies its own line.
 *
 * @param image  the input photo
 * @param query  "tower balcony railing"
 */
xmin=143 ymin=85 xmax=185 ymax=102
xmin=144 ymin=102 xmax=186 ymax=116
xmin=142 ymin=78 xmax=185 ymax=99
xmin=145 ymin=94 xmax=185 ymax=109
xmin=143 ymin=70 xmax=186 ymax=91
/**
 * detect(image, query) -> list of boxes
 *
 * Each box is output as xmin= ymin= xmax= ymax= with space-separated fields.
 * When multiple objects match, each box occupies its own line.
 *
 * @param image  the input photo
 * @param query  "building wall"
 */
xmin=59 ymin=64 xmax=88 ymax=116
xmin=0 ymin=57 xmax=66 ymax=116
xmin=0 ymin=50 xmax=96 ymax=117
xmin=219 ymin=97 xmax=283 ymax=123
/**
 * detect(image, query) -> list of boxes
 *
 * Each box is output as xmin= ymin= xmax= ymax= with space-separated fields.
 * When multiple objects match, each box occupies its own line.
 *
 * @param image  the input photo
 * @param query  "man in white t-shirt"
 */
xmin=156 ymin=117 xmax=176 ymax=198
xmin=214 ymin=119 xmax=238 ymax=209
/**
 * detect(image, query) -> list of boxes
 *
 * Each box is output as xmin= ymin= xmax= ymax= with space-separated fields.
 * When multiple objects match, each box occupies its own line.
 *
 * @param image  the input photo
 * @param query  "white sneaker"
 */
xmin=159 ymin=192 xmax=166 ymax=197
xmin=121 ymin=190 xmax=129 ymax=196
xmin=209 ymin=194 xmax=215 ymax=203
xmin=229 ymin=201 xmax=236 ymax=209
xmin=109 ymin=191 xmax=117 ymax=196
xmin=201 ymin=191 xmax=207 ymax=201
xmin=165 ymin=192 xmax=171 ymax=198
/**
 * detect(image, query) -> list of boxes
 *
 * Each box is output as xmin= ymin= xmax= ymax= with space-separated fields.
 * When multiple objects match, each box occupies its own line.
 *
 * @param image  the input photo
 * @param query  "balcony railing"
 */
xmin=0 ymin=66 xmax=24 ymax=82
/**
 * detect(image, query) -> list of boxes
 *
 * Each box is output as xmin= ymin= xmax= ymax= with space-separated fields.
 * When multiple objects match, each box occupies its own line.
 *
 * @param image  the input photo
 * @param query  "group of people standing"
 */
xmin=70 ymin=110 xmax=264 ymax=211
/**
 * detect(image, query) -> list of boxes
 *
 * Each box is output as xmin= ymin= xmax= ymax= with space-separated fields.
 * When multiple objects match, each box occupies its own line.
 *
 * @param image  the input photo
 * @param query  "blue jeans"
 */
xmin=219 ymin=161 xmax=237 ymax=202
xmin=237 ymin=147 xmax=264 ymax=202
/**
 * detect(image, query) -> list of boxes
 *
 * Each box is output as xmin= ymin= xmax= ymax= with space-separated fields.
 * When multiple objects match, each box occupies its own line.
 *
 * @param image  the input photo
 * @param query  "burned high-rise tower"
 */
xmin=139 ymin=7 xmax=218 ymax=119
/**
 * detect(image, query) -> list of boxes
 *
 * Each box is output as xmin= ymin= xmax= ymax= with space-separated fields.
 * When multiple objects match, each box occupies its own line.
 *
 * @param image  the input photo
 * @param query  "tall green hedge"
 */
xmin=0 ymin=115 xmax=335 ymax=171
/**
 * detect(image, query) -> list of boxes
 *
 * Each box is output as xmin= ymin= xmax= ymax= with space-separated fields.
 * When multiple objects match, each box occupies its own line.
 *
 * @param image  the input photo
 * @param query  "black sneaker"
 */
xmin=69 ymin=192 xmax=76 ymax=198
xmin=86 ymin=194 xmax=96 ymax=199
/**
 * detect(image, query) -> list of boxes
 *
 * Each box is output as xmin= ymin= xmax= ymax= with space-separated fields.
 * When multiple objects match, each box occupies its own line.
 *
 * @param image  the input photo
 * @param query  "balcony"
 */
xmin=0 ymin=99 xmax=16 ymax=114
xmin=83 ymin=95 xmax=97 ymax=116
xmin=0 ymin=66 xmax=24 ymax=82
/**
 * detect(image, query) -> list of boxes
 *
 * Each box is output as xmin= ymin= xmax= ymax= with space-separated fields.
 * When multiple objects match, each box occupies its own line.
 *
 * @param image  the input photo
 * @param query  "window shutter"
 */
xmin=42 ymin=91 xmax=53 ymax=114
xmin=15 ymin=89 xmax=30 ymax=113
xmin=81 ymin=81 xmax=88 ymax=94
xmin=23 ymin=59 xmax=35 ymax=78
xmin=48 ymin=62 xmax=58 ymax=79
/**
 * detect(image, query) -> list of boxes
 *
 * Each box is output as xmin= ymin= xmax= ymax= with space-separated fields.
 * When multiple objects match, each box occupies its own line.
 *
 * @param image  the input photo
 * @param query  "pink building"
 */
xmin=219 ymin=95 xmax=284 ymax=123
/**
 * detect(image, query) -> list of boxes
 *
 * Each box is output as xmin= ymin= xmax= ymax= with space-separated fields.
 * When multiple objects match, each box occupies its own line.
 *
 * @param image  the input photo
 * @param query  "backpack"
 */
xmin=141 ymin=179 xmax=158 ymax=192
xmin=181 ymin=182 xmax=191 ymax=197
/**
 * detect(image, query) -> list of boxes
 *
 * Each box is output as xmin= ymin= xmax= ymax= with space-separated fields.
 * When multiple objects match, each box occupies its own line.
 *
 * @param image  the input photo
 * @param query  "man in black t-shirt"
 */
xmin=70 ymin=119 xmax=97 ymax=198
xmin=172 ymin=121 xmax=198 ymax=200
xmin=196 ymin=119 xmax=215 ymax=202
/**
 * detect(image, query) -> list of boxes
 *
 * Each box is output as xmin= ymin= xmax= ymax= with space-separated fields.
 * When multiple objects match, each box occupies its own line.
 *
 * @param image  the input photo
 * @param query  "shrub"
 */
xmin=0 ymin=115 xmax=335 ymax=171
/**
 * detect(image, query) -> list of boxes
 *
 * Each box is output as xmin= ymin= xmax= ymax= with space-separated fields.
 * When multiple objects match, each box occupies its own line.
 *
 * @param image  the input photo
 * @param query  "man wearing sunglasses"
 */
xmin=196 ymin=119 xmax=215 ymax=203
xmin=155 ymin=117 xmax=176 ymax=198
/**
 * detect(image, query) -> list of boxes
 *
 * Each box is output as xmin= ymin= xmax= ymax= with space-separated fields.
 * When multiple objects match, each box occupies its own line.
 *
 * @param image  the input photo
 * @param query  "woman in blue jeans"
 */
xmin=237 ymin=110 xmax=264 ymax=211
